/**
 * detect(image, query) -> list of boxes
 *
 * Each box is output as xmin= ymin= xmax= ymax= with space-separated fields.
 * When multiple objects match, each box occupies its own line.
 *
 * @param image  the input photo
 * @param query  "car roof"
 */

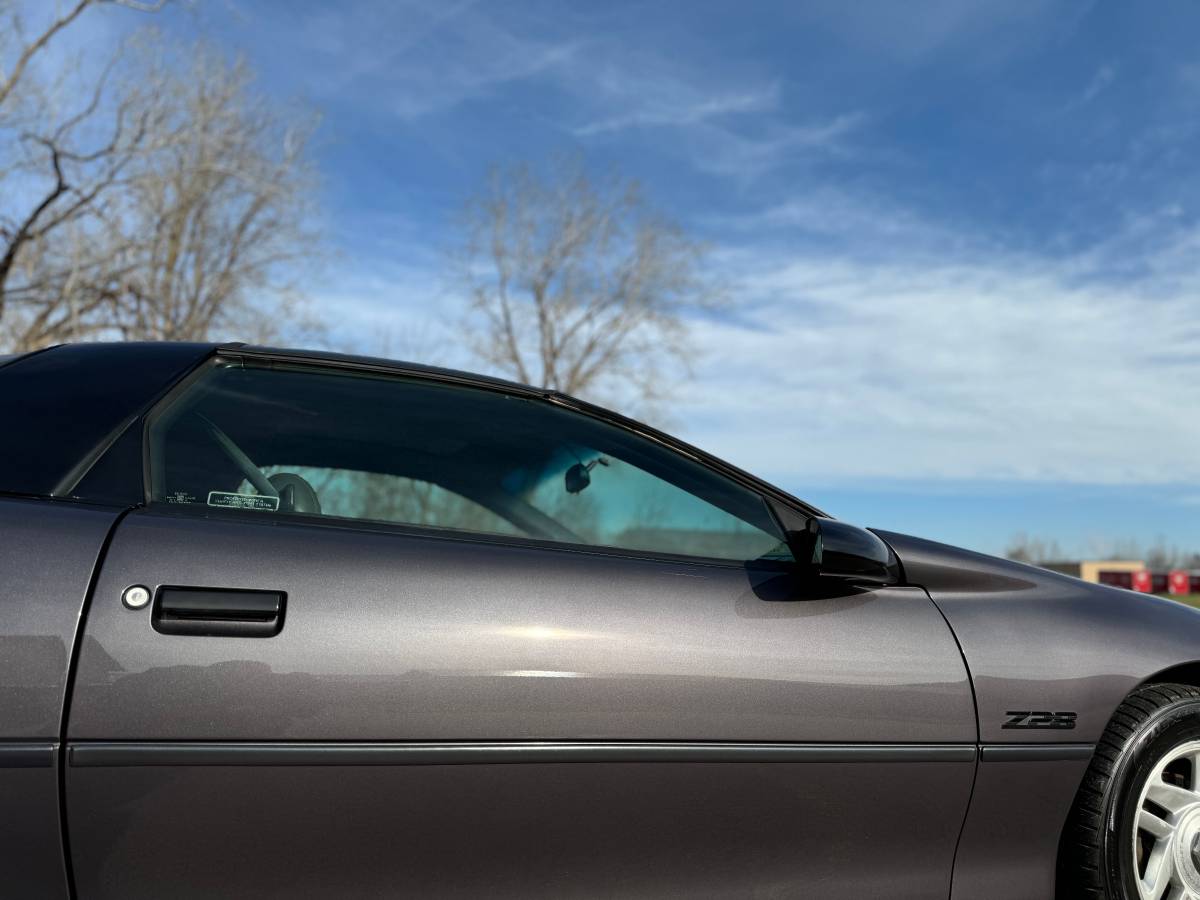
xmin=238 ymin=344 xmax=548 ymax=397
xmin=42 ymin=341 xmax=547 ymax=397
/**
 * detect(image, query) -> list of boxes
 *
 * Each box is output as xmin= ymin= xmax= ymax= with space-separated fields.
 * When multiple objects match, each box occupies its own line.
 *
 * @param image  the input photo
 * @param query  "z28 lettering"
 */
xmin=1002 ymin=710 xmax=1077 ymax=730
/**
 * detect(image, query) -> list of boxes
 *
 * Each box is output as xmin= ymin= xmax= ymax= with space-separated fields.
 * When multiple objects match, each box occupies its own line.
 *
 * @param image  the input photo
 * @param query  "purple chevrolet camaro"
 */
xmin=3 ymin=341 xmax=1199 ymax=899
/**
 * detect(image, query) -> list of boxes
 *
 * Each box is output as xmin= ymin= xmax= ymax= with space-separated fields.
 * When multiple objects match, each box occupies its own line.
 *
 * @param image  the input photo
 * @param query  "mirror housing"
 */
xmin=780 ymin=513 xmax=900 ymax=586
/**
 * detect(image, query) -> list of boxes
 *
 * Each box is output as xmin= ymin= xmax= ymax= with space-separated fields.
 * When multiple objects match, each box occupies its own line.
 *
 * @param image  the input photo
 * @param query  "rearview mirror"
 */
xmin=564 ymin=457 xmax=609 ymax=494
xmin=784 ymin=516 xmax=900 ymax=586
xmin=565 ymin=463 xmax=591 ymax=494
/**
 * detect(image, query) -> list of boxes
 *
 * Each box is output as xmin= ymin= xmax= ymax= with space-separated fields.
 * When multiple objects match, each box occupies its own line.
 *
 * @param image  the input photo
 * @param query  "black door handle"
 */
xmin=152 ymin=587 xmax=286 ymax=637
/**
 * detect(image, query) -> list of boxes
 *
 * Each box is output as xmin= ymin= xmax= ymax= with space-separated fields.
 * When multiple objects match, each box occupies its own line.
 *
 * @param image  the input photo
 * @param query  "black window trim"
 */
xmin=0 ymin=342 xmax=225 ymax=505
xmin=136 ymin=347 xmax=823 ymax=568
xmin=66 ymin=344 xmax=238 ymax=503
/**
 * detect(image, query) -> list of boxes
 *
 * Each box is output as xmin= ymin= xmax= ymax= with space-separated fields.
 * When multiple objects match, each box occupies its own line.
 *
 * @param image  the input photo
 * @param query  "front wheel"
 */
xmin=1062 ymin=683 xmax=1200 ymax=899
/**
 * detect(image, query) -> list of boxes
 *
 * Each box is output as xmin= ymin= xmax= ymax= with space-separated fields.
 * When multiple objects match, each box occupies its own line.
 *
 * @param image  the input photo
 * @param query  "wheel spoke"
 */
xmin=1148 ymin=781 xmax=1200 ymax=817
xmin=1141 ymin=841 xmax=1177 ymax=898
xmin=1190 ymin=752 xmax=1200 ymax=792
xmin=1141 ymin=806 xmax=1177 ymax=841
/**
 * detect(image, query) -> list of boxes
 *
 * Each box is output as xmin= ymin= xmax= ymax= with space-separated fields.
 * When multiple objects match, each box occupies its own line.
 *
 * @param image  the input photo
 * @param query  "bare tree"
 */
xmin=0 ymin=0 xmax=166 ymax=342
xmin=1008 ymin=534 xmax=1200 ymax=567
xmin=0 ymin=2 xmax=321 ymax=351
xmin=102 ymin=48 xmax=319 ymax=344
xmin=453 ymin=159 xmax=718 ymax=410
xmin=1146 ymin=537 xmax=1184 ymax=571
xmin=0 ymin=0 xmax=163 ymax=113
xmin=1005 ymin=532 xmax=1065 ymax=564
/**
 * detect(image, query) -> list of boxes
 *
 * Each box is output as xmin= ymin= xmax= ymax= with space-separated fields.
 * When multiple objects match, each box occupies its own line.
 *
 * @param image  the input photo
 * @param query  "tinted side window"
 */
xmin=238 ymin=466 xmax=524 ymax=538
xmin=149 ymin=361 xmax=791 ymax=563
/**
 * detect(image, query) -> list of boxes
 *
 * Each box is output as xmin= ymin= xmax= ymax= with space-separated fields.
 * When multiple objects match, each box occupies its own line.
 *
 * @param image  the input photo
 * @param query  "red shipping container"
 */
xmin=1099 ymin=571 xmax=1134 ymax=589
xmin=1131 ymin=570 xmax=1153 ymax=593
xmin=1169 ymin=570 xmax=1191 ymax=595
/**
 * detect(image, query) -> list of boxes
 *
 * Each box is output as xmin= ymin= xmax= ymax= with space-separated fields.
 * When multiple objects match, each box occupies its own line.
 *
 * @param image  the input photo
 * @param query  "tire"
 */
xmin=1061 ymin=682 xmax=1200 ymax=899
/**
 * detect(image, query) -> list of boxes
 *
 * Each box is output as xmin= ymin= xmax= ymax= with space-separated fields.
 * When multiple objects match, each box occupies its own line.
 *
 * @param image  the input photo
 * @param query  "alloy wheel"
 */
xmin=1132 ymin=738 xmax=1200 ymax=899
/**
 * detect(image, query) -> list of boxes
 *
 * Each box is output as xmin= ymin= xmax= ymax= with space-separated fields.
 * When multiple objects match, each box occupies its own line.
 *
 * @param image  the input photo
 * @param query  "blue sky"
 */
xmin=65 ymin=0 xmax=1200 ymax=557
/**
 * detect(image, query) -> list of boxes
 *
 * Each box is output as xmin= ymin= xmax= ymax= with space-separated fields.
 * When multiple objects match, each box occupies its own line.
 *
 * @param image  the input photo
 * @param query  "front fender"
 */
xmin=876 ymin=530 xmax=1200 ymax=744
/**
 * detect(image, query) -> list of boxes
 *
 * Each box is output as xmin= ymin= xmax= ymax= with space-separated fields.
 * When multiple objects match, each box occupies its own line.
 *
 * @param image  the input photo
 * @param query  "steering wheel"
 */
xmin=196 ymin=414 xmax=279 ymax=499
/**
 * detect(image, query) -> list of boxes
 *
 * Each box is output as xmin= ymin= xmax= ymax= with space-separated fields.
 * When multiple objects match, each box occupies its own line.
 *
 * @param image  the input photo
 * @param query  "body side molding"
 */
xmin=70 ymin=741 xmax=980 ymax=767
xmin=0 ymin=743 xmax=56 ymax=768
xmin=978 ymin=743 xmax=1095 ymax=762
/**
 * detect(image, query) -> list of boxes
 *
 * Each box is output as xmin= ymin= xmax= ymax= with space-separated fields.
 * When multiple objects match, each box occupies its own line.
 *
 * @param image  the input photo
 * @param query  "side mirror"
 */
xmin=783 ymin=515 xmax=900 ymax=586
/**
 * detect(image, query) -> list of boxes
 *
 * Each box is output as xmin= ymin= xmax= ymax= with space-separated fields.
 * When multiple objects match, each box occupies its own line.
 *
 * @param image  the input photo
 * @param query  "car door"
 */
xmin=0 ymin=341 xmax=217 ymax=899
xmin=64 ymin=351 xmax=977 ymax=899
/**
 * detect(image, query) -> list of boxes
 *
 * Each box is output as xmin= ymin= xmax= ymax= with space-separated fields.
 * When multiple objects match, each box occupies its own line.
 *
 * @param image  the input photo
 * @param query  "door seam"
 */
xmin=918 ymin=584 xmax=981 ymax=900
xmin=56 ymin=504 xmax=136 ymax=900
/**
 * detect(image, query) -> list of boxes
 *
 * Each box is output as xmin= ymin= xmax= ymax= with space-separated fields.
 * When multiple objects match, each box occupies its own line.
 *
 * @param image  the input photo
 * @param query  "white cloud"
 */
xmin=248 ymin=0 xmax=579 ymax=121
xmin=684 ymin=113 xmax=866 ymax=180
xmin=712 ymin=183 xmax=960 ymax=248
xmin=306 ymin=258 xmax=468 ymax=363
xmin=573 ymin=84 xmax=780 ymax=137
xmin=675 ymin=218 xmax=1200 ymax=489
xmin=267 ymin=2 xmax=860 ymax=178
xmin=557 ymin=45 xmax=861 ymax=178
xmin=1081 ymin=63 xmax=1117 ymax=104
xmin=384 ymin=37 xmax=578 ymax=121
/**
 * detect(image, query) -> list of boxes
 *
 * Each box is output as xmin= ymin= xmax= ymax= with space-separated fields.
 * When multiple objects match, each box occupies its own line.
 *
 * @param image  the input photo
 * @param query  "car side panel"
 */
xmin=0 ymin=758 xmax=66 ymax=900
xmin=0 ymin=497 xmax=120 ymax=900
xmin=0 ymin=499 xmax=117 ymax=737
xmin=69 ymin=511 xmax=976 ymax=742
xmin=877 ymin=530 xmax=1200 ymax=744
xmin=950 ymin=754 xmax=1090 ymax=899
xmin=66 ymin=758 xmax=974 ymax=900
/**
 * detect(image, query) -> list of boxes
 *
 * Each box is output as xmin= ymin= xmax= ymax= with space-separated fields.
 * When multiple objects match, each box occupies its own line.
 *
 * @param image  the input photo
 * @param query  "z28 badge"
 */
xmin=1002 ymin=711 xmax=1077 ymax=730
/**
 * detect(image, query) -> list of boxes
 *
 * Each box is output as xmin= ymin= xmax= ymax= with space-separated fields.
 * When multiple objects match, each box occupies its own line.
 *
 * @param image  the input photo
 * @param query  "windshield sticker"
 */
xmin=207 ymin=491 xmax=279 ymax=511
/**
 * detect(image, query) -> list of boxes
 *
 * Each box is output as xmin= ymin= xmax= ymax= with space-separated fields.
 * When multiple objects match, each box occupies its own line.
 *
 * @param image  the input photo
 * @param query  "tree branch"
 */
xmin=0 ymin=0 xmax=93 ymax=110
xmin=0 ymin=139 xmax=69 ymax=319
